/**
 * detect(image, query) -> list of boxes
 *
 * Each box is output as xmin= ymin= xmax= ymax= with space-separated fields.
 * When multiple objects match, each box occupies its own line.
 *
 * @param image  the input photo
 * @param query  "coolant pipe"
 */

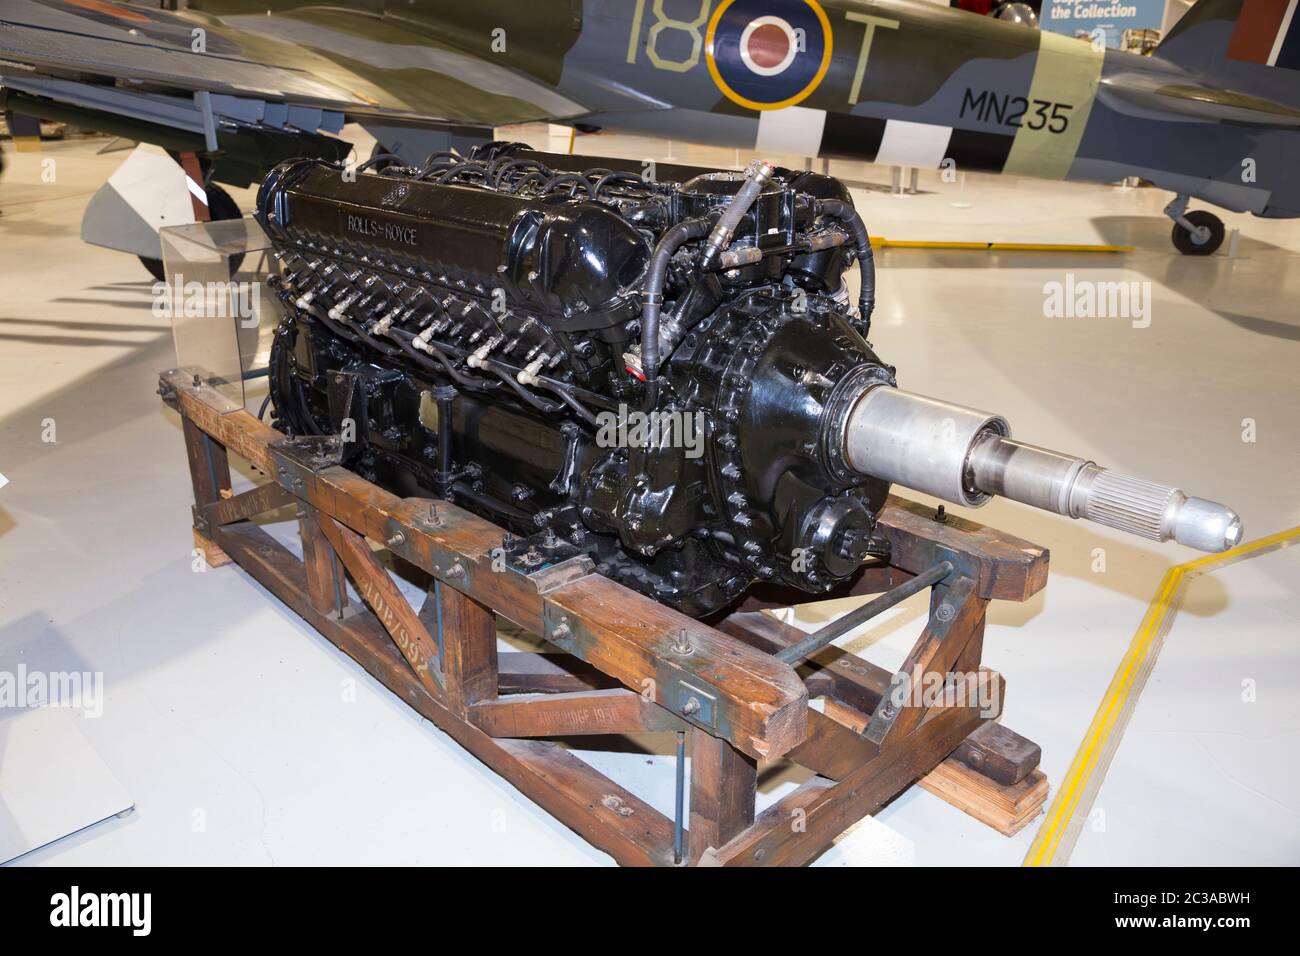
xmin=641 ymin=217 xmax=709 ymax=409
xmin=698 ymin=160 xmax=776 ymax=271
xmin=818 ymin=198 xmax=876 ymax=335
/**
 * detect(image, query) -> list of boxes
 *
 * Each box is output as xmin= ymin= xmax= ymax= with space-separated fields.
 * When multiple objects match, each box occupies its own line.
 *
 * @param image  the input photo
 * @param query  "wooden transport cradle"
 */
xmin=161 ymin=366 xmax=1050 ymax=866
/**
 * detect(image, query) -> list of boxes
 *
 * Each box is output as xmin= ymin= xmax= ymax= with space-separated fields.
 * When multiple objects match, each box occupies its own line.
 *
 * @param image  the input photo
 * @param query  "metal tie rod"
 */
xmin=775 ymin=561 xmax=954 ymax=666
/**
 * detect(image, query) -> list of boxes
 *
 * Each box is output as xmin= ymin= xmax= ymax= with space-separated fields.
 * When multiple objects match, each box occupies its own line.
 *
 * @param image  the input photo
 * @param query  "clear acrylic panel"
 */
xmin=160 ymin=216 xmax=278 ymax=406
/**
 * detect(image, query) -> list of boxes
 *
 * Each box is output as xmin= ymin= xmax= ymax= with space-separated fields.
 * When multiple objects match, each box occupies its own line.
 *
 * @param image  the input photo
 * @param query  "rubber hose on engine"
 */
xmin=640 ymin=217 xmax=710 ymax=409
xmin=818 ymin=198 xmax=876 ymax=335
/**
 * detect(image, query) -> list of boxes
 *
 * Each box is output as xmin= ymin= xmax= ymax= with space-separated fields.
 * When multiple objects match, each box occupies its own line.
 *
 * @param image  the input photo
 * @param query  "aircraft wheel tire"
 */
xmin=1171 ymin=210 xmax=1225 ymax=256
xmin=139 ymin=184 xmax=245 ymax=281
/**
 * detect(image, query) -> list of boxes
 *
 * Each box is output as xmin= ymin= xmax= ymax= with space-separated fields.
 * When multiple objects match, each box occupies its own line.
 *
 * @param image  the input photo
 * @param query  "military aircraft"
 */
xmin=1 ymin=0 xmax=1297 ymax=265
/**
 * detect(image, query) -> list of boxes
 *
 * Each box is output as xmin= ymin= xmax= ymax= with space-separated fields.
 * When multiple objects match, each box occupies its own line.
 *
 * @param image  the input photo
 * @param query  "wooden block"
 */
xmin=918 ymin=759 xmax=1049 ymax=837
xmin=193 ymin=529 xmax=232 ymax=568
xmin=953 ymin=720 xmax=1041 ymax=785
xmin=824 ymin=696 xmax=1044 ymax=836
xmin=877 ymin=495 xmax=1049 ymax=602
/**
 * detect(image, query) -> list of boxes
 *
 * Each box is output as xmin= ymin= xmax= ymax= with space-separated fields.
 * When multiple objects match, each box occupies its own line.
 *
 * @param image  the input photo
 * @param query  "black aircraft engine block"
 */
xmin=257 ymin=145 xmax=891 ymax=616
xmin=256 ymin=144 xmax=1241 ymax=617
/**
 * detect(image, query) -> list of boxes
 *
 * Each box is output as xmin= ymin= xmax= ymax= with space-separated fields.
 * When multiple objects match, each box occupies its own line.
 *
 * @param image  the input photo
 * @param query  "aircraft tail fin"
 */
xmin=1154 ymin=0 xmax=1300 ymax=104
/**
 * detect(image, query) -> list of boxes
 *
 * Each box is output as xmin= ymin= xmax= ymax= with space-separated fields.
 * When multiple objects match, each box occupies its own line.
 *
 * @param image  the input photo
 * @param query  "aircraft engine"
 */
xmin=256 ymin=145 xmax=1240 ymax=616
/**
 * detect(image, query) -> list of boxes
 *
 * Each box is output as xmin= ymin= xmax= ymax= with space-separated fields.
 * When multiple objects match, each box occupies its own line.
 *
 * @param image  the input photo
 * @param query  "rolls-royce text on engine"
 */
xmin=256 ymin=144 xmax=1241 ymax=616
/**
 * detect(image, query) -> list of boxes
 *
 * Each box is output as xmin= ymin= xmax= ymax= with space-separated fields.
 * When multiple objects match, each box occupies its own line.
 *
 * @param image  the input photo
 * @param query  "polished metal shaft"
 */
xmin=842 ymin=385 xmax=1243 ymax=553
xmin=967 ymin=435 xmax=1243 ymax=552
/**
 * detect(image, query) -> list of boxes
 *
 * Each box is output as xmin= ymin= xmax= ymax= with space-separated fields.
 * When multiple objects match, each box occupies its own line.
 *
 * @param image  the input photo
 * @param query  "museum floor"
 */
xmin=1 ymin=128 xmax=1296 ymax=865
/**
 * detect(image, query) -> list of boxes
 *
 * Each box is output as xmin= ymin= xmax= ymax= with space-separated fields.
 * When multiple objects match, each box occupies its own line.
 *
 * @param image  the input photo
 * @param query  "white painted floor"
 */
xmin=0 ymin=129 xmax=1295 ymax=866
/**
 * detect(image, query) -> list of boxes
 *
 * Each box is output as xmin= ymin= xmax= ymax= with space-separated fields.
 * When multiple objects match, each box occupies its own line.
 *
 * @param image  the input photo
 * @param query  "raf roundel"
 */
xmin=706 ymin=0 xmax=833 ymax=111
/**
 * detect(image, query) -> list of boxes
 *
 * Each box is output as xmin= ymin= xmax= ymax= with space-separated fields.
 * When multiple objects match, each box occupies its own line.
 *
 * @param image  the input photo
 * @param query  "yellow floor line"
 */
xmin=1023 ymin=524 xmax=1300 ymax=867
xmin=871 ymin=239 xmax=1133 ymax=253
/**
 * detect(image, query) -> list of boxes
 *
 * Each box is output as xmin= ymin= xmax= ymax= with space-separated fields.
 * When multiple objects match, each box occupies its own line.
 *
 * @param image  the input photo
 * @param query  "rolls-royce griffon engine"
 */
xmin=257 ymin=144 xmax=1241 ymax=616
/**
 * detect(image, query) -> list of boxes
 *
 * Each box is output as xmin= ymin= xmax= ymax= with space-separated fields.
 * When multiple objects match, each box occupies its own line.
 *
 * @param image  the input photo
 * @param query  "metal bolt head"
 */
xmin=386 ymin=531 xmax=405 ymax=548
xmin=936 ymin=603 xmax=955 ymax=623
xmin=681 ymin=697 xmax=701 ymax=716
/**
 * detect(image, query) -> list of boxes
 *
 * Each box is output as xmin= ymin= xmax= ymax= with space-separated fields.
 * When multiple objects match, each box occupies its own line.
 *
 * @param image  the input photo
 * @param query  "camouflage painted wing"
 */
xmin=0 ymin=0 xmax=586 ymax=139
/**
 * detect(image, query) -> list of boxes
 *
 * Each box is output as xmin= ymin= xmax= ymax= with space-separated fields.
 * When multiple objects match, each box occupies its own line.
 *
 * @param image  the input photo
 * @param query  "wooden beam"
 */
xmin=298 ymin=506 xmax=340 ymax=617
xmin=496 ymin=652 xmax=618 ymax=695
xmin=702 ymin=671 xmax=1002 ymax=866
xmin=184 ymin=415 xmax=234 ymax=567
xmin=163 ymin=369 xmax=279 ymax=473
xmin=716 ymin=610 xmax=892 ymax=711
xmin=723 ymin=609 xmax=1039 ymax=785
xmin=540 ymin=574 xmax=807 ymax=760
xmin=688 ymin=730 xmax=756 ymax=865
xmin=182 ymin=416 xmax=231 ymax=507
xmin=470 ymin=688 xmax=684 ymax=737
xmin=438 ymin=582 xmax=498 ymax=714
xmin=918 ymin=760 xmax=1049 ymax=836
xmin=201 ymin=480 xmax=292 ymax=527
xmin=863 ymin=575 xmax=982 ymax=747
xmin=316 ymin=513 xmax=441 ymax=698
xmin=785 ymin=709 xmax=878 ymax=781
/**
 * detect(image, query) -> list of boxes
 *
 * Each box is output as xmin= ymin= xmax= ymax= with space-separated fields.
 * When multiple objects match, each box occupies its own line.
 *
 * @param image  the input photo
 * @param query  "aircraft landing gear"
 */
xmin=1165 ymin=195 xmax=1225 ymax=256
xmin=138 ymin=182 xmax=244 ymax=281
